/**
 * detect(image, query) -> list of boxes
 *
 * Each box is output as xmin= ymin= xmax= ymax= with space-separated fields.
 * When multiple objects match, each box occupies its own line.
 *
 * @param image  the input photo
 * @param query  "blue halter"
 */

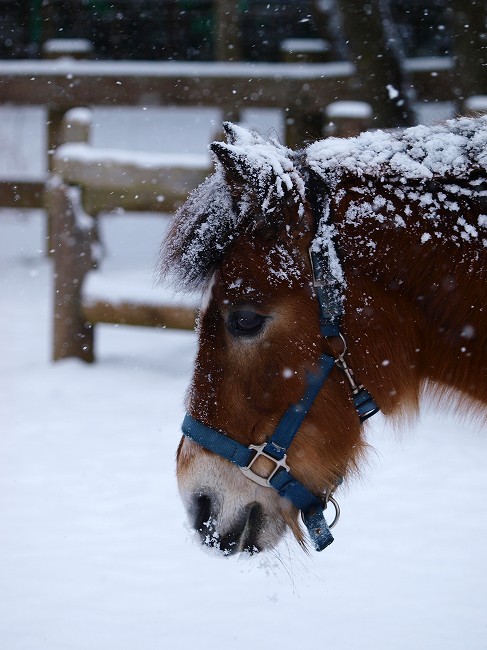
xmin=181 ymin=207 xmax=380 ymax=551
xmin=182 ymin=353 xmax=337 ymax=550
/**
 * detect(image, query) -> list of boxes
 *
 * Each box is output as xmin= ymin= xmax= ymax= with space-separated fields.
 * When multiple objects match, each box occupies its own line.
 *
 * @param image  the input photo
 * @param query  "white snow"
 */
xmin=280 ymin=38 xmax=329 ymax=53
xmin=220 ymin=123 xmax=306 ymax=209
xmin=386 ymin=84 xmax=400 ymax=100
xmin=56 ymin=142 xmax=211 ymax=169
xmin=63 ymin=106 xmax=94 ymax=127
xmin=465 ymin=95 xmax=487 ymax=112
xmin=0 ymin=58 xmax=355 ymax=80
xmin=43 ymin=38 xmax=94 ymax=54
xmin=1 ymin=104 xmax=486 ymax=650
xmin=325 ymin=100 xmax=373 ymax=119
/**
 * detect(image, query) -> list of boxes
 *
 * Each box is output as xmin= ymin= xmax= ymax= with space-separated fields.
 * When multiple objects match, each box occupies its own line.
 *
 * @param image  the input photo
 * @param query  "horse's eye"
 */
xmin=228 ymin=310 xmax=267 ymax=338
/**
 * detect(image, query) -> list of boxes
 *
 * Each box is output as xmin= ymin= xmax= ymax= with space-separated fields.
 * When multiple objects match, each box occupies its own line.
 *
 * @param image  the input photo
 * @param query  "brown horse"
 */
xmin=161 ymin=116 xmax=487 ymax=554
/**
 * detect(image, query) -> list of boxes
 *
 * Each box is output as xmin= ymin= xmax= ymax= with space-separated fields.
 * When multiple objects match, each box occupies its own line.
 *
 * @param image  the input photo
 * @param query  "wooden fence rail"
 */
xmin=0 ymin=58 xmax=454 ymax=108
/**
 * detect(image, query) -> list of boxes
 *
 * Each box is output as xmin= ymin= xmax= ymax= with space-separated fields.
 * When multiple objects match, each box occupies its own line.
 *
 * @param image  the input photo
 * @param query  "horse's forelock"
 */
xmin=159 ymin=171 xmax=236 ymax=290
xmin=160 ymin=139 xmax=308 ymax=291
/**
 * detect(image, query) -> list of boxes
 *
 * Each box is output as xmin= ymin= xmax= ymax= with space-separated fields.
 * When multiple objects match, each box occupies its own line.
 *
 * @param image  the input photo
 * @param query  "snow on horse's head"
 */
xmin=161 ymin=117 xmax=487 ymax=554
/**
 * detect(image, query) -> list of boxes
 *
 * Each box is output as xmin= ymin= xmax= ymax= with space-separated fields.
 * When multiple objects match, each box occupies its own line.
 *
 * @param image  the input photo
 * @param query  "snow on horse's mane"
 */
xmin=161 ymin=116 xmax=487 ymax=290
xmin=306 ymin=115 xmax=487 ymax=183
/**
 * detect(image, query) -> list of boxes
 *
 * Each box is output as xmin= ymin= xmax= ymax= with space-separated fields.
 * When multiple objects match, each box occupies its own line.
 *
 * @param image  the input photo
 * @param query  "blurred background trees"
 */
xmin=0 ymin=0 xmax=462 ymax=62
xmin=0 ymin=0 xmax=484 ymax=129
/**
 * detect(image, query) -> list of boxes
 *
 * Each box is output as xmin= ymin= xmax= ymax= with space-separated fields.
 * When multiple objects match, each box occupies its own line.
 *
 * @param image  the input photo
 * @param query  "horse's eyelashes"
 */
xmin=227 ymin=310 xmax=268 ymax=338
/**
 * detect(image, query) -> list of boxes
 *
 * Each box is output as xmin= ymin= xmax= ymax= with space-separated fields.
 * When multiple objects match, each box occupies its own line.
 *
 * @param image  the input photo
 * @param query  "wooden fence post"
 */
xmin=46 ymin=178 xmax=96 ymax=362
xmin=448 ymin=1 xmax=487 ymax=112
xmin=214 ymin=0 xmax=242 ymax=128
xmin=43 ymin=40 xmax=93 ymax=179
xmin=47 ymin=106 xmax=67 ymax=173
xmin=46 ymin=108 xmax=92 ymax=255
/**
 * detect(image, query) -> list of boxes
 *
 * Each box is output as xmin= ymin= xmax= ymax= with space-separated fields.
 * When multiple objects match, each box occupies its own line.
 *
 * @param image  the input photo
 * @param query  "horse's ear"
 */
xmin=211 ymin=122 xmax=268 ymax=179
xmin=222 ymin=122 xmax=241 ymax=145
xmin=210 ymin=126 xmax=309 ymax=232
xmin=209 ymin=142 xmax=254 ymax=196
xmin=222 ymin=121 xmax=268 ymax=146
xmin=210 ymin=141 xmax=246 ymax=175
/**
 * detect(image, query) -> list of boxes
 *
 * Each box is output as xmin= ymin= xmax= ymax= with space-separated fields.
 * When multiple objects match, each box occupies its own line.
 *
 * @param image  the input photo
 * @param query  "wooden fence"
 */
xmin=46 ymin=108 xmax=206 ymax=361
xmin=0 ymin=56 xmax=454 ymax=210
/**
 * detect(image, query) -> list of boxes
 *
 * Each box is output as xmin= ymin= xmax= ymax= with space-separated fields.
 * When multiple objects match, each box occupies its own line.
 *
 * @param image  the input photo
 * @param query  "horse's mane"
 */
xmin=160 ymin=116 xmax=487 ymax=290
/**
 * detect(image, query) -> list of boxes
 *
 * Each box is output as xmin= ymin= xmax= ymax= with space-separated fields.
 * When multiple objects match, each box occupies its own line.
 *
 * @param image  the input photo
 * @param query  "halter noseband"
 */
xmin=181 ymin=193 xmax=380 ymax=551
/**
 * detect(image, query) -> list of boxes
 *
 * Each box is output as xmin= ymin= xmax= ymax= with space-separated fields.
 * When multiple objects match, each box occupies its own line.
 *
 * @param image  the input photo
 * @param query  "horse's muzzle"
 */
xmin=191 ymin=492 xmax=264 ymax=555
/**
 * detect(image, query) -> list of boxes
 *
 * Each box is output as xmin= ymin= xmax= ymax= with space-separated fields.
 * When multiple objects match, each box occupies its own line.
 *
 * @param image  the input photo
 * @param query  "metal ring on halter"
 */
xmin=325 ymin=494 xmax=341 ymax=529
xmin=301 ymin=493 xmax=341 ymax=531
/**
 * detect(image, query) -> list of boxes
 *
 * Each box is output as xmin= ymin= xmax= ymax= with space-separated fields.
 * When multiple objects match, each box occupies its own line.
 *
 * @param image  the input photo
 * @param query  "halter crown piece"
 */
xmin=181 ymin=174 xmax=380 ymax=552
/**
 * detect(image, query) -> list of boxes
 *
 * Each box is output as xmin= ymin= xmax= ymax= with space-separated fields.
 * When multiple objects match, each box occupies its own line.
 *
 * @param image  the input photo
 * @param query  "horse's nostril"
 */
xmin=241 ymin=502 xmax=264 ymax=554
xmin=193 ymin=494 xmax=213 ymax=532
xmin=218 ymin=502 xmax=264 ymax=555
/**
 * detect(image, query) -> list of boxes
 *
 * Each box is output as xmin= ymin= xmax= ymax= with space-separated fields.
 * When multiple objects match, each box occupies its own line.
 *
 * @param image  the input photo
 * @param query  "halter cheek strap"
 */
xmin=309 ymin=246 xmax=380 ymax=422
xmin=182 ymin=353 xmax=337 ymax=551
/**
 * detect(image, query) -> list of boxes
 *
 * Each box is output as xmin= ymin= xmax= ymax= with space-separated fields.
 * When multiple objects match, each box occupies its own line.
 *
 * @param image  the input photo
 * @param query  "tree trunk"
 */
xmin=448 ymin=0 xmax=487 ymax=107
xmin=214 ymin=0 xmax=242 ymax=128
xmin=214 ymin=0 xmax=241 ymax=62
xmin=309 ymin=0 xmax=349 ymax=61
xmin=336 ymin=0 xmax=416 ymax=128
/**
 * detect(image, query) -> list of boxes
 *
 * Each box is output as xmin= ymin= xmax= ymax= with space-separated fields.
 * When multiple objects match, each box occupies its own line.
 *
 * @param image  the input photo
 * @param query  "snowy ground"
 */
xmin=1 ymin=106 xmax=486 ymax=650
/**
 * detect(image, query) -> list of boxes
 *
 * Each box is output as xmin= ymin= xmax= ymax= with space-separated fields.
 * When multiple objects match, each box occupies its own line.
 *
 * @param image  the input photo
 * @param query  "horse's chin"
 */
xmin=177 ymin=438 xmax=300 ymax=555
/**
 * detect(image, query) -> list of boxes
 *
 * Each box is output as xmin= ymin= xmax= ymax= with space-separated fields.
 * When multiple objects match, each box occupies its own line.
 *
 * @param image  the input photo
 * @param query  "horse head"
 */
xmin=161 ymin=117 xmax=487 ymax=555
xmin=162 ymin=123 xmax=373 ymax=553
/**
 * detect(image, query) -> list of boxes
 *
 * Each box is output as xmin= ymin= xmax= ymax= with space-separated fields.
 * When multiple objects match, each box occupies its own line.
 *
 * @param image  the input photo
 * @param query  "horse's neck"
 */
xmin=339 ymin=201 xmax=487 ymax=408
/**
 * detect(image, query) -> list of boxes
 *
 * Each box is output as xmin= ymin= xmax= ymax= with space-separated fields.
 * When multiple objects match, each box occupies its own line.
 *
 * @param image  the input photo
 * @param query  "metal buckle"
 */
xmin=335 ymin=332 xmax=360 ymax=392
xmin=239 ymin=443 xmax=290 ymax=488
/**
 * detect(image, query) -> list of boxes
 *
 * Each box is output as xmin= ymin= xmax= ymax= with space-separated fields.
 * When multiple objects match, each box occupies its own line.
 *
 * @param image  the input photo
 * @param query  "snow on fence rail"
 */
xmin=0 ymin=57 xmax=453 ymax=107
